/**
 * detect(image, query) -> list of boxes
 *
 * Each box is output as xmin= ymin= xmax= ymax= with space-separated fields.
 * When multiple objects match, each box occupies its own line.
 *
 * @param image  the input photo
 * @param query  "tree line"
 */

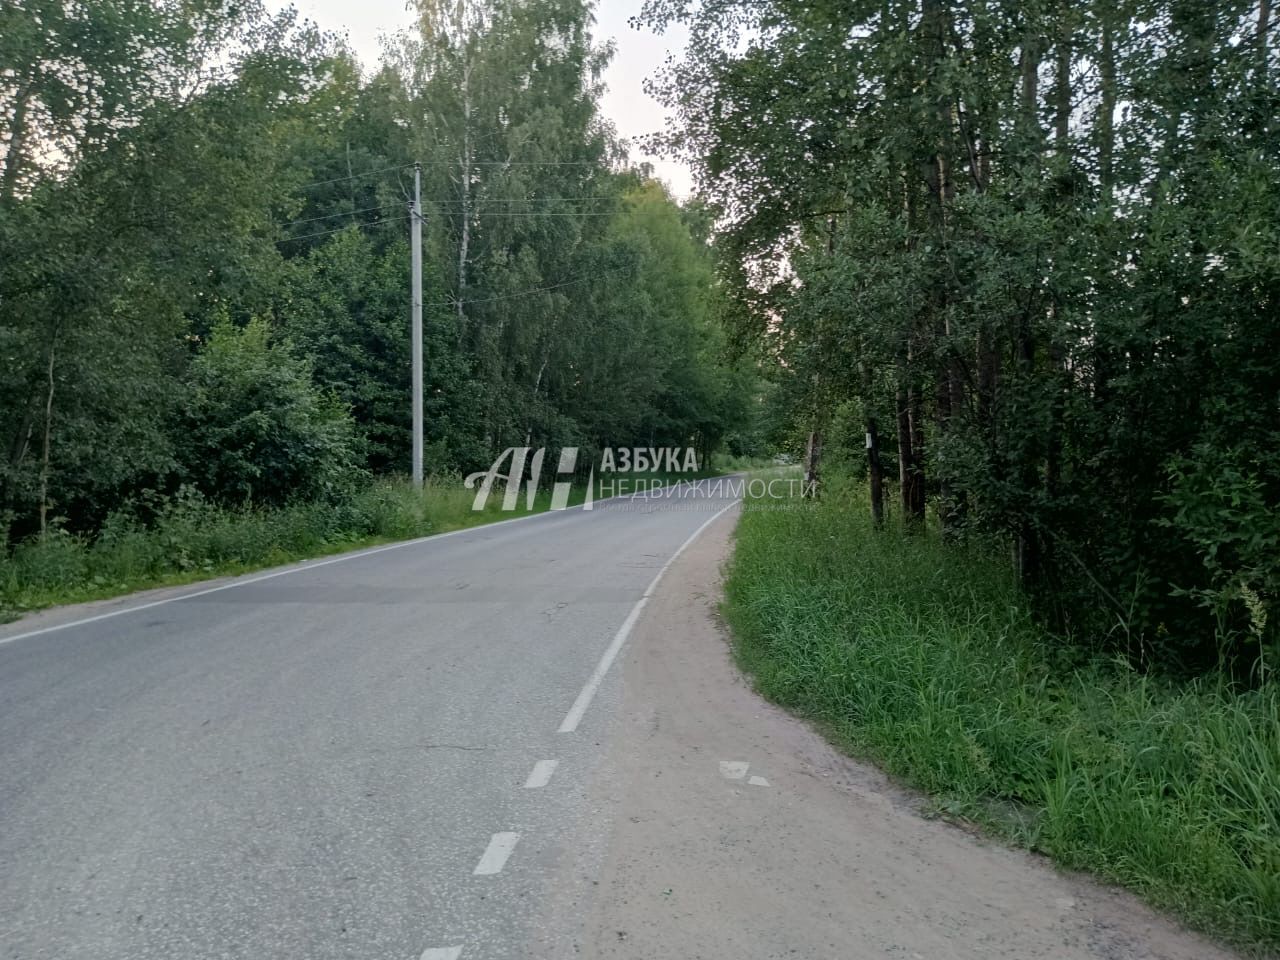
xmin=0 ymin=0 xmax=757 ymax=549
xmin=640 ymin=0 xmax=1279 ymax=673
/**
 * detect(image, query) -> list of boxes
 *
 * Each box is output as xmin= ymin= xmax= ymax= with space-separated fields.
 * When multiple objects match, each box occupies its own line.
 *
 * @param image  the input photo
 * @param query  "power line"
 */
xmin=421 ymin=196 xmax=693 ymax=204
xmin=293 ymin=158 xmax=692 ymax=187
xmin=296 ymin=164 xmax=414 ymax=190
xmin=427 ymin=267 xmax=630 ymax=308
xmin=416 ymin=159 xmax=616 ymax=166
xmin=292 ymin=159 xmax=604 ymax=191
xmin=279 ymin=203 xmax=686 ymax=232
xmin=277 ymin=214 xmax=411 ymax=245
xmin=277 ymin=204 xmax=689 ymax=246
xmin=277 ymin=203 xmax=402 ymax=229
xmin=430 ymin=197 xmax=622 ymax=203
xmin=427 ymin=211 xmax=654 ymax=218
xmin=275 ymin=198 xmax=688 ymax=244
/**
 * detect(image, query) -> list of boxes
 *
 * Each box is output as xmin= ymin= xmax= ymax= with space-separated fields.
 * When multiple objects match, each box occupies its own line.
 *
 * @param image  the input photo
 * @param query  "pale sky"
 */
xmin=273 ymin=0 xmax=693 ymax=196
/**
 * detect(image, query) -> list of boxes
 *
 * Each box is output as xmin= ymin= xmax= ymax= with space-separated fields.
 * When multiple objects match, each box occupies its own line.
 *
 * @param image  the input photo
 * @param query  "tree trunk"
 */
xmin=896 ymin=379 xmax=925 ymax=525
xmin=1054 ymin=17 xmax=1072 ymax=155
xmin=1011 ymin=15 xmax=1044 ymax=583
xmin=897 ymin=384 xmax=911 ymax=516
xmin=3 ymin=393 xmax=37 ymax=545
xmin=908 ymin=380 xmax=926 ymax=521
xmin=8 ymin=397 xmax=36 ymax=473
xmin=1098 ymin=18 xmax=1116 ymax=199
xmin=1 ymin=84 xmax=33 ymax=205
xmin=457 ymin=59 xmax=473 ymax=326
xmin=37 ymin=342 xmax=56 ymax=537
xmin=1094 ymin=13 xmax=1119 ymax=401
xmin=803 ymin=430 xmax=823 ymax=496
xmin=1016 ymin=310 xmax=1041 ymax=587
xmin=1018 ymin=17 xmax=1043 ymax=149
xmin=1015 ymin=523 xmax=1041 ymax=587
xmin=976 ymin=323 xmax=999 ymax=499
xmin=1259 ymin=0 xmax=1272 ymax=73
xmin=524 ymin=352 xmax=550 ymax=447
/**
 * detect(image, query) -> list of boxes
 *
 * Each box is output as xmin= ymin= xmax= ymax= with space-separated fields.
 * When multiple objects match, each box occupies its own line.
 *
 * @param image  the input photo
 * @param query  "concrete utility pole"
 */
xmin=410 ymin=161 xmax=424 ymax=489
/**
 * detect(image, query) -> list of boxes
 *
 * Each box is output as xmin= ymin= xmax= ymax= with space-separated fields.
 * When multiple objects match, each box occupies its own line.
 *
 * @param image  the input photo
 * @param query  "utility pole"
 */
xmin=410 ymin=161 xmax=424 ymax=489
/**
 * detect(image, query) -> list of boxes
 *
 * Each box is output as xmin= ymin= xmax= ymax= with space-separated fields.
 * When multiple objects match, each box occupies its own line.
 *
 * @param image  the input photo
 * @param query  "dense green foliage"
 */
xmin=726 ymin=479 xmax=1280 ymax=950
xmin=0 ymin=0 xmax=753 ymax=551
xmin=641 ymin=0 xmax=1280 ymax=674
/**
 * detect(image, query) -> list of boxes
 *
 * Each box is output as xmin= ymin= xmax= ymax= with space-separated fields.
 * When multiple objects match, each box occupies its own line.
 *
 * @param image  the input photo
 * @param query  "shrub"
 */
xmin=176 ymin=317 xmax=364 ymax=506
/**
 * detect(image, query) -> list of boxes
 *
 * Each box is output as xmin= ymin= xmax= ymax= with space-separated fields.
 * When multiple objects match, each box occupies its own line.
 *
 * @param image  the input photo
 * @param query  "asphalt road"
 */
xmin=0 ymin=481 xmax=739 ymax=960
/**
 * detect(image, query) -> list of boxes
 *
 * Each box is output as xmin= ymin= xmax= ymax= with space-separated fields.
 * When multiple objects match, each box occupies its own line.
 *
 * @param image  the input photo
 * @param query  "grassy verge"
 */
xmin=0 ymin=458 xmax=748 ymax=623
xmin=0 ymin=478 xmax=555 ymax=620
xmin=725 ymin=476 xmax=1280 ymax=953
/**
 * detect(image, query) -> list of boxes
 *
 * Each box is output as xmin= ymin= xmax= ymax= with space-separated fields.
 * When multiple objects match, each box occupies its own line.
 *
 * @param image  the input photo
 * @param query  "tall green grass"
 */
xmin=0 ymin=477 xmax=572 ymax=619
xmin=0 ymin=458 xmax=741 ymax=621
xmin=726 ymin=477 xmax=1280 ymax=952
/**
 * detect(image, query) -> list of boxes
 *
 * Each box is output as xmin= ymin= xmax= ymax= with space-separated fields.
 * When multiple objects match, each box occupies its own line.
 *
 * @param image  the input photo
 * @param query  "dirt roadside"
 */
xmin=573 ymin=507 xmax=1242 ymax=960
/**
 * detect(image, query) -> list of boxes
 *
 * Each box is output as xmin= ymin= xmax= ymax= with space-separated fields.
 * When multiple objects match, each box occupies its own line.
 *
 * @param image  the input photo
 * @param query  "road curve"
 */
xmin=0 ymin=481 xmax=739 ymax=960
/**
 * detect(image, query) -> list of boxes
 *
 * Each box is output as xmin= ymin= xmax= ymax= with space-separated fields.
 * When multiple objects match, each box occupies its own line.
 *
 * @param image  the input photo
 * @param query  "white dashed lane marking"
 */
xmin=473 ymin=832 xmax=521 ymax=876
xmin=720 ymin=761 xmax=771 ymax=786
xmin=419 ymin=948 xmax=462 ymax=960
xmin=557 ymin=499 xmax=740 ymax=733
xmin=524 ymin=759 xmax=559 ymax=789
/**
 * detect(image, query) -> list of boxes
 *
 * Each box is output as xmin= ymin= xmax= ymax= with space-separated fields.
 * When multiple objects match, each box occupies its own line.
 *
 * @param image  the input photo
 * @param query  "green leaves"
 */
xmin=1 ymin=0 xmax=750 ymax=548
xmin=646 ymin=0 xmax=1280 ymax=672
xmin=177 ymin=318 xmax=363 ymax=506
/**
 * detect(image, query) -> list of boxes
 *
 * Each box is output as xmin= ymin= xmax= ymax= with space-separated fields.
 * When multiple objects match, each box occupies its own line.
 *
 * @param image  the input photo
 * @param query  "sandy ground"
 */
xmin=572 ymin=507 xmax=1243 ymax=960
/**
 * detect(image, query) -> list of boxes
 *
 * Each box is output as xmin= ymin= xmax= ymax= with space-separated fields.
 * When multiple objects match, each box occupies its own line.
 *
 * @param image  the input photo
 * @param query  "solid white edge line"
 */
xmin=0 ymin=472 xmax=739 ymax=649
xmin=473 ymin=832 xmax=521 ymax=875
xmin=557 ymin=497 xmax=740 ymax=734
xmin=523 ymin=759 xmax=559 ymax=789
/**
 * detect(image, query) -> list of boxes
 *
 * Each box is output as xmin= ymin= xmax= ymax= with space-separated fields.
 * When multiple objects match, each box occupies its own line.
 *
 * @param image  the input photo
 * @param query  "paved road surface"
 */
xmin=0 ymin=482 xmax=737 ymax=960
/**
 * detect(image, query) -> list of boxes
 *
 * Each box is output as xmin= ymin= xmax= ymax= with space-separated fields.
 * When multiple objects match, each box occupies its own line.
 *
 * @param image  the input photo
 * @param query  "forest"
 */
xmin=0 ymin=0 xmax=756 ymax=586
xmin=640 ymin=0 xmax=1280 ymax=677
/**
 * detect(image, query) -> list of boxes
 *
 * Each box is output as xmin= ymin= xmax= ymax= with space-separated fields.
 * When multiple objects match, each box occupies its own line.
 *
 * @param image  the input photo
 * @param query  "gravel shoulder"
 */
xmin=574 ymin=507 xmax=1241 ymax=960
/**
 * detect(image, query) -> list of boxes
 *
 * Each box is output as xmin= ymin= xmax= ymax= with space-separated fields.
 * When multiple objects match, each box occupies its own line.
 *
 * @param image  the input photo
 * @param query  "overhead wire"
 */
xmin=277 ymin=159 xmax=695 ymax=247
xmin=426 ymin=266 xmax=631 ymax=308
xmin=415 ymin=159 xmax=618 ymax=166
xmin=279 ymin=215 xmax=409 ymax=245
xmin=276 ymin=203 xmax=403 ymax=229
xmin=296 ymin=164 xmax=414 ymax=189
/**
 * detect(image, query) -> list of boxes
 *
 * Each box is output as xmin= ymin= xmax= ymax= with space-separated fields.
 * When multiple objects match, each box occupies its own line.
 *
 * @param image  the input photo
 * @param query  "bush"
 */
xmin=176 ymin=317 xmax=364 ymax=506
xmin=0 ymin=476 xmax=526 ymax=620
xmin=0 ymin=472 xmax=598 ymax=622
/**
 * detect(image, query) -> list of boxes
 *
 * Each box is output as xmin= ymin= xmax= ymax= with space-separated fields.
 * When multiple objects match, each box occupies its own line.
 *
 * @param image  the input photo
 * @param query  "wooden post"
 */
xmin=866 ymin=417 xmax=884 ymax=525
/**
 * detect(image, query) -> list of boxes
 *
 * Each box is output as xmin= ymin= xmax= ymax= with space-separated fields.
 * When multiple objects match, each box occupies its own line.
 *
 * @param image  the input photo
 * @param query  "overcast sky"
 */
xmin=272 ymin=0 xmax=693 ymax=196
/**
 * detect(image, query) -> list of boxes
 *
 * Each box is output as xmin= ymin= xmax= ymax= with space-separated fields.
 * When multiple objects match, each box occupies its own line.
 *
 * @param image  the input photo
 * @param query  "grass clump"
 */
xmin=725 ymin=478 xmax=1280 ymax=952
xmin=0 ymin=457 xmax=740 ymax=622
xmin=0 ymin=477 xmax=564 ymax=619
